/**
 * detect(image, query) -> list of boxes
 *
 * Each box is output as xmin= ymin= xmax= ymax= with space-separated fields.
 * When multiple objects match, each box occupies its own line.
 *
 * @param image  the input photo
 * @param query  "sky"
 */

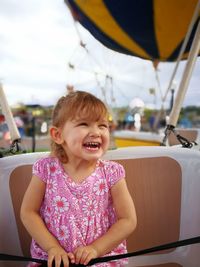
xmin=0 ymin=0 xmax=200 ymax=110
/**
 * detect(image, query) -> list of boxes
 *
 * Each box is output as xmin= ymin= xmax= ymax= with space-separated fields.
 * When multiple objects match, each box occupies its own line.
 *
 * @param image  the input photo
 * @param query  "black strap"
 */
xmin=89 ymin=235 xmax=200 ymax=265
xmin=0 ymin=253 xmax=45 ymax=264
xmin=176 ymin=133 xmax=197 ymax=148
xmin=0 ymin=139 xmax=26 ymax=158
xmin=161 ymin=124 xmax=197 ymax=148
xmin=1 ymin=236 xmax=200 ymax=266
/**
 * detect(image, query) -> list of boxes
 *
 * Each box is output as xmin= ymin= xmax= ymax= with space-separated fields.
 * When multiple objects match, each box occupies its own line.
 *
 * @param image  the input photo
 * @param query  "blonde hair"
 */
xmin=51 ymin=91 xmax=109 ymax=163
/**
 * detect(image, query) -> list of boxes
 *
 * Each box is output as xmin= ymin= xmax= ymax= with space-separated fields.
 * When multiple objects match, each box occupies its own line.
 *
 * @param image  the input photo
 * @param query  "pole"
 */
xmin=168 ymin=19 xmax=200 ymax=126
xmin=0 ymin=84 xmax=20 ymax=141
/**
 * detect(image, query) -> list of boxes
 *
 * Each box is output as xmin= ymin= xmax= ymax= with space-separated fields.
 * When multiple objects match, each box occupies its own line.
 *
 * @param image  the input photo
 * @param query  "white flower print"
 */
xmin=82 ymin=215 xmax=94 ymax=227
xmin=53 ymin=196 xmax=69 ymax=213
xmin=57 ymin=225 xmax=69 ymax=241
xmin=42 ymin=205 xmax=51 ymax=217
xmin=49 ymin=161 xmax=62 ymax=177
xmin=44 ymin=216 xmax=51 ymax=230
xmin=52 ymin=212 xmax=61 ymax=225
xmin=46 ymin=180 xmax=57 ymax=194
xmin=48 ymin=162 xmax=58 ymax=176
xmin=93 ymin=179 xmax=108 ymax=196
xmin=74 ymin=191 xmax=88 ymax=204
xmin=72 ymin=238 xmax=84 ymax=249
xmin=82 ymin=199 xmax=98 ymax=216
xmin=68 ymin=214 xmax=82 ymax=233
xmin=68 ymin=214 xmax=77 ymax=225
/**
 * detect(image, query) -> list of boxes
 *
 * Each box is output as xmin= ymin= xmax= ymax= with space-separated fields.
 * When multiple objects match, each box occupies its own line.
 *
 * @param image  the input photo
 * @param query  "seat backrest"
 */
xmin=0 ymin=152 xmax=47 ymax=258
xmin=116 ymin=157 xmax=181 ymax=253
xmin=8 ymin=155 xmax=181 ymax=258
xmin=9 ymin=165 xmax=33 ymax=256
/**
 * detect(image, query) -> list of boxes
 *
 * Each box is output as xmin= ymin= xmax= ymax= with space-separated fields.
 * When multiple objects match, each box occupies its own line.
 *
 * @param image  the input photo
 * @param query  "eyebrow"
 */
xmin=73 ymin=118 xmax=108 ymax=123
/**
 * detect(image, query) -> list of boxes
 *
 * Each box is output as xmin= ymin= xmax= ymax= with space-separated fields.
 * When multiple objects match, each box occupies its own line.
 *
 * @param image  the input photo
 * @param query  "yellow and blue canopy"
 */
xmin=66 ymin=0 xmax=200 ymax=62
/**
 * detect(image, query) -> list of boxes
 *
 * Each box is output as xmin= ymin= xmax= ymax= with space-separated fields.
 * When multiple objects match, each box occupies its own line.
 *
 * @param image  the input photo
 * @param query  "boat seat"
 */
xmin=9 ymin=156 xmax=182 ymax=258
xmin=117 ymin=157 xmax=181 ymax=253
xmin=1 ymin=146 xmax=200 ymax=266
xmin=10 ymin=164 xmax=33 ymax=257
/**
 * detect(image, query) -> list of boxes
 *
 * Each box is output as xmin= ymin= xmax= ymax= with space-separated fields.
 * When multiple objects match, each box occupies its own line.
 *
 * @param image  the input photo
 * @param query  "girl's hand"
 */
xmin=47 ymin=246 xmax=74 ymax=267
xmin=73 ymin=245 xmax=98 ymax=265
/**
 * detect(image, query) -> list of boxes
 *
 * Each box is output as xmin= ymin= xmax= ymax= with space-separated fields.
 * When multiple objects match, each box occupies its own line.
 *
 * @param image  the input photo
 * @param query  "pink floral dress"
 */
xmin=30 ymin=156 xmax=128 ymax=266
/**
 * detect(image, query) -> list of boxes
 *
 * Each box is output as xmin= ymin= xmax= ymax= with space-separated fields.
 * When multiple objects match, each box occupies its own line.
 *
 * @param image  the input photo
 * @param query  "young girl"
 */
xmin=21 ymin=91 xmax=137 ymax=267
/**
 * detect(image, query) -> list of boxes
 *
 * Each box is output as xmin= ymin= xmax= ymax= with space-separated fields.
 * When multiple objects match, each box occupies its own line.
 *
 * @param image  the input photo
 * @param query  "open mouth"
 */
xmin=83 ymin=142 xmax=101 ymax=149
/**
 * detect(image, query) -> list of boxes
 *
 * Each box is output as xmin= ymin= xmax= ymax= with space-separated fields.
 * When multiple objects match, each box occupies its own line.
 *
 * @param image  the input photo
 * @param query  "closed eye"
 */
xmin=77 ymin=122 xmax=88 ymax=127
xmin=99 ymin=124 xmax=108 ymax=129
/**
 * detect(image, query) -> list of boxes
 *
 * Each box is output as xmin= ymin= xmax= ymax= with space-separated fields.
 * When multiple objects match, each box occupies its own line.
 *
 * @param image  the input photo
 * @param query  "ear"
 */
xmin=50 ymin=126 xmax=63 ymax=144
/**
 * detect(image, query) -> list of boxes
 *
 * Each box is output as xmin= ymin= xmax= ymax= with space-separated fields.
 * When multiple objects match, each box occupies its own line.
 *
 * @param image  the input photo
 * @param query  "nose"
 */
xmin=89 ymin=125 xmax=100 ymax=137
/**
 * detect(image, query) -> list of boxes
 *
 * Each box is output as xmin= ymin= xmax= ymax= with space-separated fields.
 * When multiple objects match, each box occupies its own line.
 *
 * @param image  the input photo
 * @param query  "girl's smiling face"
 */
xmin=50 ymin=91 xmax=110 ymax=163
xmin=60 ymin=116 xmax=110 ymax=161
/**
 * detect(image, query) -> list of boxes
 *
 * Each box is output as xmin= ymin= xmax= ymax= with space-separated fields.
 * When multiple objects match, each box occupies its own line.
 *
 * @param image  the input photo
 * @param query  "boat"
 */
xmin=112 ymin=128 xmax=200 ymax=148
xmin=0 ymin=146 xmax=200 ymax=266
xmin=113 ymin=130 xmax=163 ymax=147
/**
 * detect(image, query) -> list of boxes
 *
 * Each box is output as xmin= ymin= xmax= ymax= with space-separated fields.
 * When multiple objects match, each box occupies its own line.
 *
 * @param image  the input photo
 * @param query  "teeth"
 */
xmin=84 ymin=142 xmax=100 ymax=147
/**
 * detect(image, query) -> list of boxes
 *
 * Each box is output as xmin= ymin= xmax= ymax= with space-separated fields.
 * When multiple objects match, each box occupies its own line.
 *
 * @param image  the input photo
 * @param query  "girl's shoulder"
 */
xmin=32 ymin=156 xmax=60 ymax=181
xmin=33 ymin=155 xmax=58 ymax=168
xmin=98 ymin=159 xmax=125 ymax=186
xmin=99 ymin=158 xmax=124 ymax=170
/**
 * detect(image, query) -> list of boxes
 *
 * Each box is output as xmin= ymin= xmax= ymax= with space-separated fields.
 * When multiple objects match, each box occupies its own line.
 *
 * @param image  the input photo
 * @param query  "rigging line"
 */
xmin=104 ymin=75 xmax=114 ymax=104
xmin=73 ymin=23 xmax=103 ymax=70
xmin=116 ymin=79 xmax=147 ymax=90
xmin=154 ymin=68 xmax=164 ymax=103
xmin=69 ymin=41 xmax=112 ymax=85
xmin=67 ymin=43 xmax=83 ymax=66
xmin=102 ymin=75 xmax=111 ymax=104
xmin=71 ymin=16 xmax=112 ymax=76
xmin=78 ymin=36 xmax=119 ymax=76
xmin=1 ymin=235 xmax=200 ymax=266
xmin=66 ymin=12 xmax=88 ymax=66
xmin=163 ymin=0 xmax=200 ymax=102
xmin=113 ymin=81 xmax=148 ymax=103
xmin=94 ymin=72 xmax=107 ymax=103
xmin=103 ymin=75 xmax=118 ymax=123
xmin=68 ymin=45 xmax=91 ymax=71
xmin=109 ymin=76 xmax=116 ymax=105
xmin=72 ymin=18 xmax=83 ymax=44
xmin=112 ymin=82 xmax=132 ymax=103
xmin=82 ymin=45 xmax=108 ymax=76
xmin=69 ymin=10 xmax=135 ymax=104
xmin=68 ymin=62 xmax=111 ymax=78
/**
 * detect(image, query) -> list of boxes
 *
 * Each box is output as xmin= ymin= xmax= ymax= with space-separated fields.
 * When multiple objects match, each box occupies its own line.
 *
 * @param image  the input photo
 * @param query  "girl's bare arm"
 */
xmin=20 ymin=175 xmax=74 ymax=267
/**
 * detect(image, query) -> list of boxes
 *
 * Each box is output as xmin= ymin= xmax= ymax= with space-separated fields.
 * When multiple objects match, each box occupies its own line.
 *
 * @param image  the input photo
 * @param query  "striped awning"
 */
xmin=66 ymin=0 xmax=200 ymax=62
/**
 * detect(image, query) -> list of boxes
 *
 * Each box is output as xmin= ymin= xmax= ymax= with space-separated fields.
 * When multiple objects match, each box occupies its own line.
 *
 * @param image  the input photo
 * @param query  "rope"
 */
xmin=0 ymin=139 xmax=26 ymax=158
xmin=1 ymin=236 xmax=200 ymax=266
xmin=176 ymin=133 xmax=197 ymax=148
xmin=161 ymin=124 xmax=197 ymax=147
